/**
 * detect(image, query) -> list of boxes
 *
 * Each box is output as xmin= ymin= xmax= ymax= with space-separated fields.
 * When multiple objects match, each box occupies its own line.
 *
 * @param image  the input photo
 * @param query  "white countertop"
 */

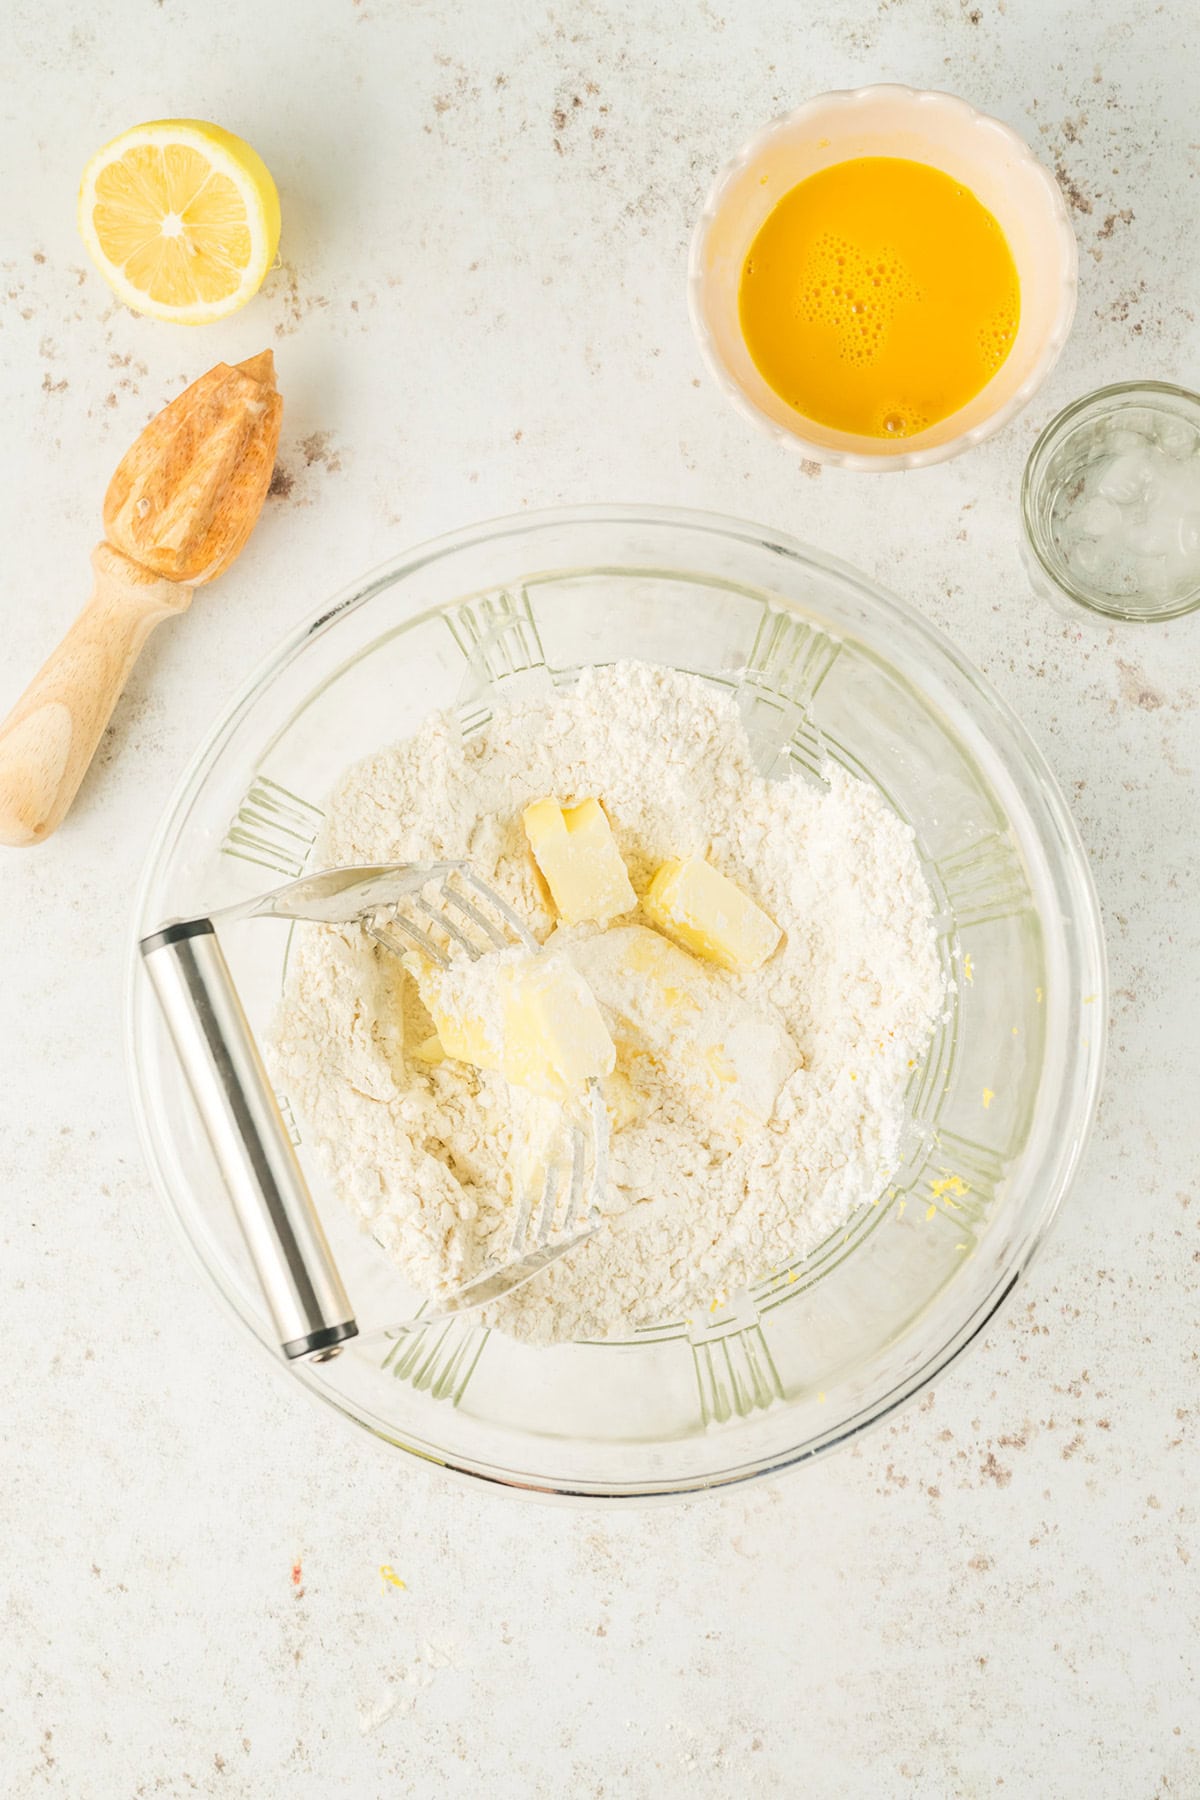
xmin=2 ymin=2 xmax=1197 ymax=1794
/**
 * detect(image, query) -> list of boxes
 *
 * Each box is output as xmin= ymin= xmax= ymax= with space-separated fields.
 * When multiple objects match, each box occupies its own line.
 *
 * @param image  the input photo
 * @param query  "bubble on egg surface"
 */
xmin=792 ymin=234 xmax=918 ymax=369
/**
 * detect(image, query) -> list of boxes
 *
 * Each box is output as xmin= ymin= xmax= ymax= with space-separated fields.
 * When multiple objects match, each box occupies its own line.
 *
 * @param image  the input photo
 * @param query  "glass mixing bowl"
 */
xmin=126 ymin=507 xmax=1105 ymax=1500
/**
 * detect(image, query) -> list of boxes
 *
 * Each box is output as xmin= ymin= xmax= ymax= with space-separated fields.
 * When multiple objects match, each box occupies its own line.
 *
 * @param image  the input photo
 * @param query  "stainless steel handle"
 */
xmin=140 ymin=920 xmax=357 ymax=1361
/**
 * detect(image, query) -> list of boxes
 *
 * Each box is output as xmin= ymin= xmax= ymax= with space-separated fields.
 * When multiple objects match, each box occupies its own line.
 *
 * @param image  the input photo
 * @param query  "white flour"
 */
xmin=270 ymin=662 xmax=943 ymax=1344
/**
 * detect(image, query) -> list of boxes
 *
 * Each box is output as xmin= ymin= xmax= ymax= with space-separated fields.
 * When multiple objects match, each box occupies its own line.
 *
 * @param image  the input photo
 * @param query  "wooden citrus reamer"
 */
xmin=0 ymin=350 xmax=282 ymax=847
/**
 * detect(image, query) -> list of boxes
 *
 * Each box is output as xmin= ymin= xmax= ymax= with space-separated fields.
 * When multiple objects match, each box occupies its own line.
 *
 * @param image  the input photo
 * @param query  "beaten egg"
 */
xmin=739 ymin=156 xmax=1020 ymax=440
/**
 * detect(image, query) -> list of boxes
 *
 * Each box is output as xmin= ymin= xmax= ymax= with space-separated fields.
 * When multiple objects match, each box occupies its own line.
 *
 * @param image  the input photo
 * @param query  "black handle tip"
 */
xmin=140 ymin=918 xmax=217 ymax=956
xmin=282 ymin=1318 xmax=359 ymax=1362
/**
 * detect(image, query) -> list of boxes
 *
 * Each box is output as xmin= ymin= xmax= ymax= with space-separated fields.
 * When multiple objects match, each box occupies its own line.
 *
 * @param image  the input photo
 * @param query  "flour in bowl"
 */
xmin=269 ymin=661 xmax=943 ymax=1344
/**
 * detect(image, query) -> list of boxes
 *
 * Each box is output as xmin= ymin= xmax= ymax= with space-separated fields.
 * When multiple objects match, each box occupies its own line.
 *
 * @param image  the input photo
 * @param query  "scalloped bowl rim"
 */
xmin=688 ymin=84 xmax=1079 ymax=473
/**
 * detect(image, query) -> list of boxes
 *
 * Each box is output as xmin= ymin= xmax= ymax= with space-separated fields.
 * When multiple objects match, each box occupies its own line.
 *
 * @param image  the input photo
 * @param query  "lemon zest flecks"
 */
xmin=379 ymin=1565 xmax=406 ymax=1594
xmin=929 ymin=1175 xmax=969 ymax=1201
xmin=963 ymin=953 xmax=974 ymax=984
xmin=897 ymin=1198 xmax=907 ymax=1218
xmin=787 ymin=1269 xmax=798 ymax=1283
xmin=925 ymin=1203 xmax=937 ymax=1221
xmin=982 ymin=1087 xmax=995 ymax=1110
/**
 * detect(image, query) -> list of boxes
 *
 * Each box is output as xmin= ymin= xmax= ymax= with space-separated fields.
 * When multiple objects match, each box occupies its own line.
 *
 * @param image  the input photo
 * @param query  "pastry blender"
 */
xmin=140 ymin=863 xmax=607 ymax=1361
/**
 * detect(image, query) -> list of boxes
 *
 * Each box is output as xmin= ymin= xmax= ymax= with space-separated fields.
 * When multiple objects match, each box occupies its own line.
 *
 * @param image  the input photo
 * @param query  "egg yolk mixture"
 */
xmin=738 ymin=156 xmax=1020 ymax=439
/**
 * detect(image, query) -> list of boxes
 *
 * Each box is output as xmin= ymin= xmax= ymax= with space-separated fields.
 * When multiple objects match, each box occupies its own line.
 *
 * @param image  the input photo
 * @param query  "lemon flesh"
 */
xmin=78 ymin=120 xmax=280 ymax=324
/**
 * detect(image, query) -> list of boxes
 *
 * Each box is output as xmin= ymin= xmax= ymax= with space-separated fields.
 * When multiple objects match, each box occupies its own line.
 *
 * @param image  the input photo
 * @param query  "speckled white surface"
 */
xmin=1 ymin=2 xmax=1198 ymax=1794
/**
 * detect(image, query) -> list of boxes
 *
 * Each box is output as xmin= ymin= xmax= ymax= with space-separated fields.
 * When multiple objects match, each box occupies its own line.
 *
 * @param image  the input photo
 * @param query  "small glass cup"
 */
xmin=1022 ymin=380 xmax=1200 ymax=622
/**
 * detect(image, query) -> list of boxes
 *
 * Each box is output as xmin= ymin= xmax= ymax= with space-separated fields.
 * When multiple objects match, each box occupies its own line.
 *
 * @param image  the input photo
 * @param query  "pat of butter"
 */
xmin=599 ymin=1067 xmax=643 ymax=1131
xmin=498 ymin=955 xmax=615 ymax=1100
xmin=411 ymin=951 xmax=614 ymax=1102
xmin=414 ymin=976 xmax=504 ymax=1076
xmin=564 ymin=925 xmax=796 ymax=1142
xmin=523 ymin=797 xmax=636 ymax=926
xmin=644 ymin=855 xmax=781 ymax=973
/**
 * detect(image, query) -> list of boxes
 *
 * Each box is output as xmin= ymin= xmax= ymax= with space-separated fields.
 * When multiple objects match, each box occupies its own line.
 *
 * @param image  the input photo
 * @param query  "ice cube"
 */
xmin=1133 ymin=555 xmax=1172 ymax=601
xmin=1156 ymin=458 xmax=1200 ymax=515
xmin=1124 ymin=513 xmax=1178 ymax=557
xmin=1069 ymin=495 xmax=1122 ymax=539
xmin=1097 ymin=450 xmax=1156 ymax=504
xmin=1066 ymin=537 xmax=1109 ymax=581
xmin=1103 ymin=428 xmax=1147 ymax=455
xmin=1154 ymin=413 xmax=1199 ymax=460
xmin=1113 ymin=407 xmax=1159 ymax=439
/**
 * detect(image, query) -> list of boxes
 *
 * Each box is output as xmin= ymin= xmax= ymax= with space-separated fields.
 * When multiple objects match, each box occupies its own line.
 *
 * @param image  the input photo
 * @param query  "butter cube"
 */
xmin=564 ymin=925 xmax=796 ymax=1142
xmin=599 ymin=1068 xmax=643 ymax=1131
xmin=409 ymin=950 xmax=614 ymax=1101
xmin=498 ymin=955 xmax=616 ymax=1100
xmin=413 ymin=970 xmax=505 ymax=1076
xmin=644 ymin=856 xmax=781 ymax=972
xmin=523 ymin=797 xmax=636 ymax=925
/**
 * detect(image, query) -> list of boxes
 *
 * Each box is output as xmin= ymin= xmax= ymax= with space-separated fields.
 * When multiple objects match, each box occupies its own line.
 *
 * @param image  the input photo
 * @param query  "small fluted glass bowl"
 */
xmin=689 ymin=85 xmax=1077 ymax=472
xmin=1022 ymin=381 xmax=1200 ymax=622
xmin=126 ymin=506 xmax=1105 ymax=1501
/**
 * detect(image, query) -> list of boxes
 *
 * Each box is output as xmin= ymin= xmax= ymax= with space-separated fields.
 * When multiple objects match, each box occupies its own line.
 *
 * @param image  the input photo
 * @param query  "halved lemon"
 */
xmin=78 ymin=119 xmax=281 ymax=325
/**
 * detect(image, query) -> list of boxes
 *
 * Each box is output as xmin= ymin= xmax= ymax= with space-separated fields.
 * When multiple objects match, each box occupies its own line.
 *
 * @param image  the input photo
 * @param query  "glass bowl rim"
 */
xmin=124 ymin=502 xmax=1107 ymax=1501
